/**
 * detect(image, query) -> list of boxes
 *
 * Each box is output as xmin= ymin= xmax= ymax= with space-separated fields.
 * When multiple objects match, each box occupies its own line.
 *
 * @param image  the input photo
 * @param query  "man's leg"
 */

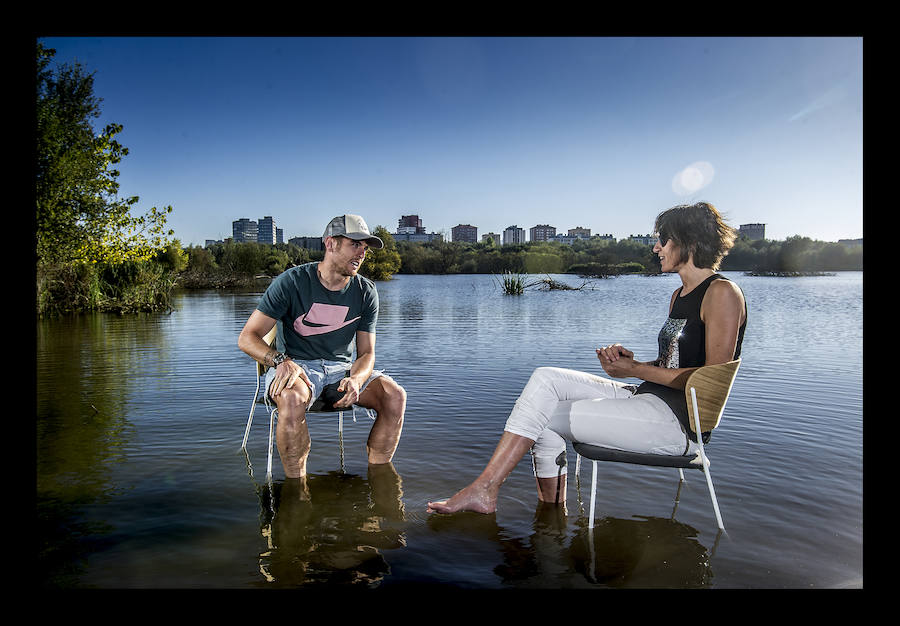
xmin=356 ymin=376 xmax=406 ymax=464
xmin=274 ymin=384 xmax=313 ymax=478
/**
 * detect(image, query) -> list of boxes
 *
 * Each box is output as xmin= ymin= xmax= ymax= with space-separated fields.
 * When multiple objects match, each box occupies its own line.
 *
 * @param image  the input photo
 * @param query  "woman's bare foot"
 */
xmin=427 ymin=483 xmax=497 ymax=514
xmin=427 ymin=432 xmax=536 ymax=515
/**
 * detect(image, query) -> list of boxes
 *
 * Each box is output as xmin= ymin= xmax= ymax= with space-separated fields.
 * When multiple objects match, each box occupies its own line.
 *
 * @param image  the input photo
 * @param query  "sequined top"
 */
xmin=634 ymin=273 xmax=746 ymax=442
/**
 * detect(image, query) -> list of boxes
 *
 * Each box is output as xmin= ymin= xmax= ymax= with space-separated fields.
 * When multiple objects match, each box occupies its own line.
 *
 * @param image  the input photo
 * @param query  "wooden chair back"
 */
xmin=683 ymin=359 xmax=741 ymax=434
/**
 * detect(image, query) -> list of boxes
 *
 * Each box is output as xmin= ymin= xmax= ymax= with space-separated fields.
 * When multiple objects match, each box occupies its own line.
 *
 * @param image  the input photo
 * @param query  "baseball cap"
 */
xmin=322 ymin=214 xmax=384 ymax=249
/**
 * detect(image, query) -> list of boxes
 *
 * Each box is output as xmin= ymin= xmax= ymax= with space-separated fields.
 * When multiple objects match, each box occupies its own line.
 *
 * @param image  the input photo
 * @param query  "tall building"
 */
xmin=395 ymin=214 xmax=442 ymax=242
xmin=482 ymin=232 xmax=501 ymax=245
xmin=529 ymin=224 xmax=556 ymax=242
xmin=503 ymin=225 xmax=526 ymax=245
xmin=739 ymin=223 xmax=766 ymax=241
xmin=452 ymin=224 xmax=478 ymax=243
xmin=568 ymin=226 xmax=591 ymax=237
xmin=258 ymin=216 xmax=277 ymax=244
xmin=232 ymin=218 xmax=258 ymax=243
xmin=276 ymin=228 xmax=284 ymax=245
xmin=398 ymin=215 xmax=425 ymax=234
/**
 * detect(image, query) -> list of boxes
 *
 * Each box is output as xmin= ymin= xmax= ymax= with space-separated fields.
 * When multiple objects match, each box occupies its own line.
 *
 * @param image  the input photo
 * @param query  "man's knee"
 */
xmin=274 ymin=384 xmax=311 ymax=416
xmin=366 ymin=376 xmax=406 ymax=416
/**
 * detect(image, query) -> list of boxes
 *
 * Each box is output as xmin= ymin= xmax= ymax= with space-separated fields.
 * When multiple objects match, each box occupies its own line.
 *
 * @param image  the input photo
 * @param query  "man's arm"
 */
xmin=238 ymin=310 xmax=281 ymax=366
xmin=238 ymin=309 xmax=311 ymax=398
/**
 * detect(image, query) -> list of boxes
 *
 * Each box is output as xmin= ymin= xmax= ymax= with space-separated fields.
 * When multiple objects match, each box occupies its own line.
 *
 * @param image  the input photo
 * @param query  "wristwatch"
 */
xmin=272 ymin=352 xmax=290 ymax=367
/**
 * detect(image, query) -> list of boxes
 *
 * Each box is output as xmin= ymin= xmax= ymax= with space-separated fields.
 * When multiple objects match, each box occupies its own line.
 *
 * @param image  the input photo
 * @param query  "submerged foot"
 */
xmin=427 ymin=485 xmax=497 ymax=514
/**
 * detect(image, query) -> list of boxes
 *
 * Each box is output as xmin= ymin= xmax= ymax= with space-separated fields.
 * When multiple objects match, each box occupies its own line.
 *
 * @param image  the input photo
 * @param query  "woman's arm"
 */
xmin=598 ymin=279 xmax=744 ymax=389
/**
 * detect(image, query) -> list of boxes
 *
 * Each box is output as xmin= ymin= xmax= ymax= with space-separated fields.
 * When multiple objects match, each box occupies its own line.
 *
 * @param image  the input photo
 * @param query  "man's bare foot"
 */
xmin=427 ymin=484 xmax=497 ymax=514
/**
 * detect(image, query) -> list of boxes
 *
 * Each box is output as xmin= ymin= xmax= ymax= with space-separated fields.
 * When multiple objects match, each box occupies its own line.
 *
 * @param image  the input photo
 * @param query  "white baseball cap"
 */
xmin=322 ymin=214 xmax=384 ymax=249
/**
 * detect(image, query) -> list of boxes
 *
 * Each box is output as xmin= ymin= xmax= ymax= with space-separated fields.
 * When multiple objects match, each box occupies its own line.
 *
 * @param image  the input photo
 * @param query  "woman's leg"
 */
xmin=427 ymin=367 xmax=630 ymax=514
xmin=558 ymin=392 xmax=689 ymax=456
xmin=426 ymin=431 xmax=535 ymax=514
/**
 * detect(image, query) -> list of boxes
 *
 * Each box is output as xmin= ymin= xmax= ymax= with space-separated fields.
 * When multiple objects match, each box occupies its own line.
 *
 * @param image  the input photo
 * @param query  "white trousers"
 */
xmin=503 ymin=367 xmax=697 ymax=478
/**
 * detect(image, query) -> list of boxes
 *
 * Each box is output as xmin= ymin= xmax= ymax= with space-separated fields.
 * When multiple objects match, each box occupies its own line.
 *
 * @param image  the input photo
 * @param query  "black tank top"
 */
xmin=634 ymin=273 xmax=746 ymax=442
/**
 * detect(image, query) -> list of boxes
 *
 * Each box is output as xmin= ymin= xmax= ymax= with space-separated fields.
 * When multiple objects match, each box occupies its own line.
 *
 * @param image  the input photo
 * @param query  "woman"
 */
xmin=427 ymin=202 xmax=747 ymax=514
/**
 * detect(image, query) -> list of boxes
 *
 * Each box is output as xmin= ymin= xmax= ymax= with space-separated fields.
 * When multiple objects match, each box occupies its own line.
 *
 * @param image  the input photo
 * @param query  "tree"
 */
xmin=360 ymin=226 xmax=401 ymax=280
xmin=778 ymin=236 xmax=813 ymax=273
xmin=36 ymin=42 xmax=174 ymax=268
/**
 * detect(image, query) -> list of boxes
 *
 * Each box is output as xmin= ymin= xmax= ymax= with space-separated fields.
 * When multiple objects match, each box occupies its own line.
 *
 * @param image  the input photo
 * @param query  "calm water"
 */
xmin=37 ymin=271 xmax=863 ymax=589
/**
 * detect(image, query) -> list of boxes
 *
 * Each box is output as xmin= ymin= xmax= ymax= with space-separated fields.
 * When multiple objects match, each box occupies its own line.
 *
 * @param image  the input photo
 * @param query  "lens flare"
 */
xmin=672 ymin=161 xmax=715 ymax=196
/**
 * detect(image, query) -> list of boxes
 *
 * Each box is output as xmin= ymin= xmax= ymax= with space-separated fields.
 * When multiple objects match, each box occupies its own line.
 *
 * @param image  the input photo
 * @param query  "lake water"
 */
xmin=37 ymin=271 xmax=863 ymax=589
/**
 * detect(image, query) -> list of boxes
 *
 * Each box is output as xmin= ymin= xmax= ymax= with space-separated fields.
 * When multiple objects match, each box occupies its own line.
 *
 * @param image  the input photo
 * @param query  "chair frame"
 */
xmin=241 ymin=326 xmax=347 ymax=481
xmin=574 ymin=359 xmax=741 ymax=531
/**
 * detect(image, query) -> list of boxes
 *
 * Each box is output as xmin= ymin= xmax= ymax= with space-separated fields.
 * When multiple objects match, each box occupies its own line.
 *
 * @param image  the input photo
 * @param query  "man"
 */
xmin=238 ymin=214 xmax=406 ymax=478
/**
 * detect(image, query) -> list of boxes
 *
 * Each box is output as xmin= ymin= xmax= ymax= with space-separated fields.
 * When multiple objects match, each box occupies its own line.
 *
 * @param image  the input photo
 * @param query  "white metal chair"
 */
xmin=574 ymin=359 xmax=741 ymax=531
xmin=241 ymin=326 xmax=351 ymax=481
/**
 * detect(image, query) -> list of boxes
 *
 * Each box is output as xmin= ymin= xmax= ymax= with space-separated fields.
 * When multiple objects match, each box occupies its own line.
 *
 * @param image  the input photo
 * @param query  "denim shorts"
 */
xmin=264 ymin=358 xmax=384 ymax=410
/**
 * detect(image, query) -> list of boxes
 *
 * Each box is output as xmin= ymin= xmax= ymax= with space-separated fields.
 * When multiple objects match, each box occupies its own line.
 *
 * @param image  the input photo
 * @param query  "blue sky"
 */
xmin=39 ymin=36 xmax=863 ymax=247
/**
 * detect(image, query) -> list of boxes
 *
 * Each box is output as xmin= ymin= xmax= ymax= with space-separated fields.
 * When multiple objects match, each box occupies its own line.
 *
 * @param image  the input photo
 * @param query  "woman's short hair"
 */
xmin=654 ymin=202 xmax=737 ymax=270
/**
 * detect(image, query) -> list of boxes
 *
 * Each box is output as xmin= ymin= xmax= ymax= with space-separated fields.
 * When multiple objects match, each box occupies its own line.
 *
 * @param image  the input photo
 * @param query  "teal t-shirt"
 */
xmin=256 ymin=263 xmax=378 ymax=363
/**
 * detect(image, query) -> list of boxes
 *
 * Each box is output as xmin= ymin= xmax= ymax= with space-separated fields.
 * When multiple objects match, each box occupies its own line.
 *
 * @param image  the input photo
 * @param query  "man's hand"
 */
xmin=270 ymin=360 xmax=313 ymax=398
xmin=334 ymin=376 xmax=361 ymax=408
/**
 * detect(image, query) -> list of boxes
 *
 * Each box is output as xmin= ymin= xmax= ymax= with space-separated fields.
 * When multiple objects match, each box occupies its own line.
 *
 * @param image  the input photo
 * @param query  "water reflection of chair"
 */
xmin=240 ymin=326 xmax=353 ymax=481
xmin=572 ymin=515 xmax=714 ymax=588
xmin=574 ymin=359 xmax=741 ymax=531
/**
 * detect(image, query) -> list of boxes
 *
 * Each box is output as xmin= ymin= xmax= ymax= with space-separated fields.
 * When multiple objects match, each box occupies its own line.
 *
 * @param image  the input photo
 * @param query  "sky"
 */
xmin=38 ymin=36 xmax=863 ymax=247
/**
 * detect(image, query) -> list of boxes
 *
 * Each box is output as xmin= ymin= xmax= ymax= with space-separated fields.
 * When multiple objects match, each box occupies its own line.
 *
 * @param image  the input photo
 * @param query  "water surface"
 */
xmin=37 ymin=271 xmax=863 ymax=589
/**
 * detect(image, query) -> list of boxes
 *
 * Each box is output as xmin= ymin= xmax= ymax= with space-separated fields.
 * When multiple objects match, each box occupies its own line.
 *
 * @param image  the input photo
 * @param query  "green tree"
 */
xmin=360 ymin=226 xmax=402 ymax=280
xmin=219 ymin=241 xmax=267 ymax=275
xmin=36 ymin=43 xmax=177 ymax=315
xmin=155 ymin=239 xmax=188 ymax=273
xmin=263 ymin=247 xmax=291 ymax=275
xmin=185 ymin=244 xmax=217 ymax=272
xmin=36 ymin=43 xmax=174 ymax=267
xmin=778 ymin=236 xmax=813 ymax=272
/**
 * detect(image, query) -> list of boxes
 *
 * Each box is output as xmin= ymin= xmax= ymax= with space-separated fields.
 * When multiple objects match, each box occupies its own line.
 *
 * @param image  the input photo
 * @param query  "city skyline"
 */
xmin=219 ymin=211 xmax=775 ymax=246
xmin=39 ymin=36 xmax=863 ymax=247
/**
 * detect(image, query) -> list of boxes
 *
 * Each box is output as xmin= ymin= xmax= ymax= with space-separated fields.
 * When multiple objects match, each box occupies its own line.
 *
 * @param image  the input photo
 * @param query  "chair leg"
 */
xmin=266 ymin=407 xmax=276 ymax=483
xmin=588 ymin=460 xmax=598 ymax=528
xmin=702 ymin=464 xmax=725 ymax=530
xmin=690 ymin=386 xmax=725 ymax=530
xmin=242 ymin=375 xmax=261 ymax=450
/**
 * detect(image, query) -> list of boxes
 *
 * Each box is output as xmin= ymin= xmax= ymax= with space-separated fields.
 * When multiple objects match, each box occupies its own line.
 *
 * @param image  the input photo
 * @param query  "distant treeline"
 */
xmin=178 ymin=231 xmax=861 ymax=287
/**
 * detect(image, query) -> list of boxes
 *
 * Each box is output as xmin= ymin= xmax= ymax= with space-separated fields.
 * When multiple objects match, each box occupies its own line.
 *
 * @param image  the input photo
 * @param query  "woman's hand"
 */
xmin=597 ymin=344 xmax=637 ymax=378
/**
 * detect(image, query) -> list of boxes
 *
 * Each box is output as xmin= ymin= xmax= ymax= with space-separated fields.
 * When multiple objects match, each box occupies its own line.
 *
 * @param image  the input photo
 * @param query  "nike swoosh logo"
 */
xmin=294 ymin=303 xmax=360 ymax=337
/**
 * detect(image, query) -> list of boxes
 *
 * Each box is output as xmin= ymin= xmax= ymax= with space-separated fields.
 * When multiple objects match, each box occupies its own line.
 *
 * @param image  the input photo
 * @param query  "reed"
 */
xmin=494 ymin=271 xmax=530 ymax=295
xmin=37 ymin=260 xmax=177 ymax=316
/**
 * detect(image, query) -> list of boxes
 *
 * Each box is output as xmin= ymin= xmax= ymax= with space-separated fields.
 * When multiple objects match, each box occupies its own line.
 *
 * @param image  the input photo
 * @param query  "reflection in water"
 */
xmin=571 ymin=515 xmax=714 ymax=588
xmin=37 ymin=313 xmax=145 ymax=587
xmin=254 ymin=463 xmax=407 ymax=588
xmin=506 ymin=504 xmax=714 ymax=588
xmin=425 ymin=500 xmax=715 ymax=589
